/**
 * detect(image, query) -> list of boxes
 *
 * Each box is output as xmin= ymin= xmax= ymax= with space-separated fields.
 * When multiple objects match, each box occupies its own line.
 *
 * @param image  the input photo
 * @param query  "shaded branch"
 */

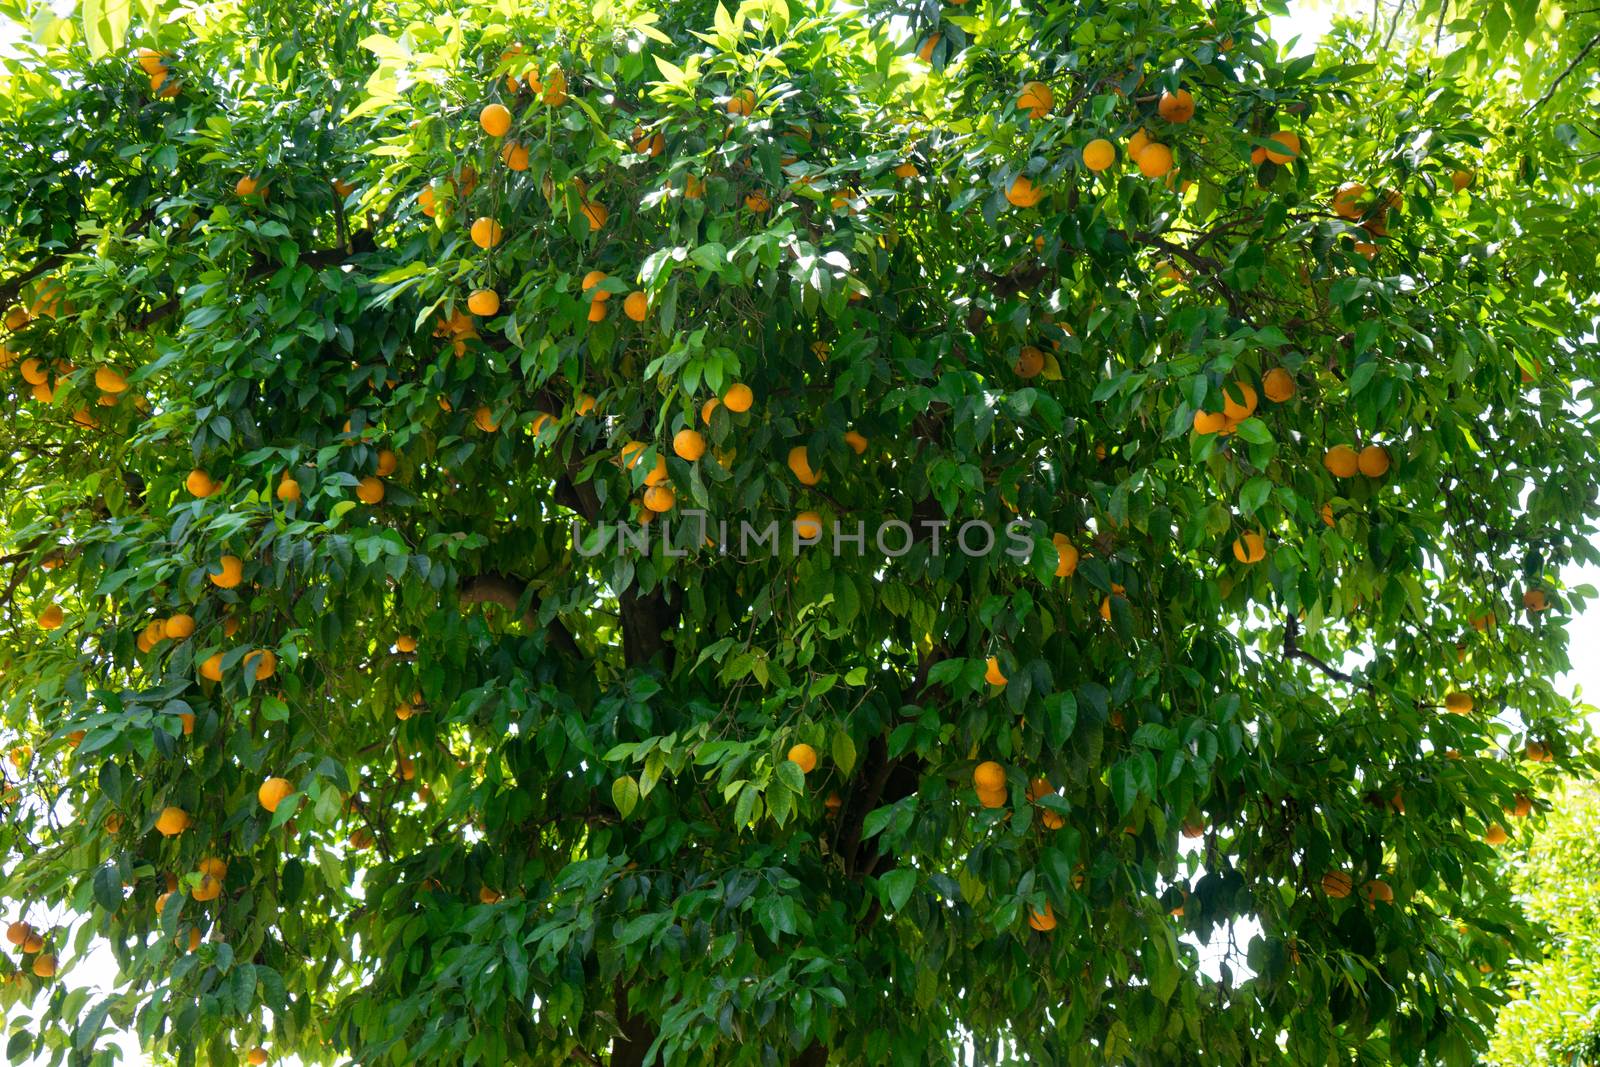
xmin=1282 ymin=614 xmax=1373 ymax=691
xmin=1526 ymin=32 xmax=1600 ymax=116
xmin=459 ymin=572 xmax=581 ymax=658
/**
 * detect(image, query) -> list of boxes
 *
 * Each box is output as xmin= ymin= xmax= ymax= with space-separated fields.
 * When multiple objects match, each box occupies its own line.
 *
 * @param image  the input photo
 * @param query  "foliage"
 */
xmin=1 ymin=0 xmax=1599 ymax=1063
xmin=1487 ymin=779 xmax=1600 ymax=1066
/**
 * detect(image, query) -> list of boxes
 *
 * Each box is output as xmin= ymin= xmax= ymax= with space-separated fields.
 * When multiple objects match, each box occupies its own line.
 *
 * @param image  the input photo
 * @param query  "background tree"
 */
xmin=1487 ymin=779 xmax=1600 ymax=1066
xmin=1 ymin=0 xmax=1599 ymax=1064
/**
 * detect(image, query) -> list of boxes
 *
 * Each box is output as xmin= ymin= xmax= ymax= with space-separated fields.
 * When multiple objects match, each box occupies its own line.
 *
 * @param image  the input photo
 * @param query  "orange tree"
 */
xmin=2 ymin=0 xmax=1599 ymax=1063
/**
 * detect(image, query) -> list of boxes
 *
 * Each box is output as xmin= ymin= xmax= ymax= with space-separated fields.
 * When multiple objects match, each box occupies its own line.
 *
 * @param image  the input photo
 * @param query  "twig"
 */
xmin=1282 ymin=614 xmax=1374 ymax=691
xmin=1525 ymin=32 xmax=1600 ymax=116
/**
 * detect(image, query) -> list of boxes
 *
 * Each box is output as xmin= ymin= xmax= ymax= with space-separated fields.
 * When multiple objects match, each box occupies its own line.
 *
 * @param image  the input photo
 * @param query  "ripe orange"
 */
xmin=1321 ymin=871 xmax=1353 ymax=898
xmin=973 ymin=761 xmax=1006 ymax=791
xmin=1357 ymin=445 xmax=1390 ymax=477
xmin=1052 ymin=533 xmax=1078 ymax=577
xmin=1265 ymin=131 xmax=1301 ymax=165
xmin=470 ymin=217 xmax=504 ymax=249
xmin=1262 ymin=368 xmax=1295 ymax=402
xmin=786 ymin=743 xmax=818 ymax=773
xmin=155 ymin=806 xmax=190 ymax=836
xmin=1082 ymin=138 xmax=1116 ymax=173
xmin=1027 ymin=904 xmax=1056 ymax=931
xmin=474 ymin=406 xmax=499 ymax=432
xmin=257 ymin=777 xmax=293 ymax=812
xmin=1193 ymin=410 xmax=1227 ymax=435
xmin=247 ymin=1048 xmax=268 ymax=1065
xmin=744 ymin=191 xmax=771 ymax=213
xmin=541 ymin=70 xmax=567 ymax=106
xmin=1444 ymin=691 xmax=1473 ymax=714
xmin=1332 ymin=182 xmax=1366 ymax=219
xmin=787 ymin=446 xmax=820 ymax=485
xmin=916 ymin=33 xmax=941 ymax=63
xmin=673 ymin=429 xmax=706 ymax=461
xmin=1136 ymin=143 xmax=1173 ymax=178
xmin=94 ymin=366 xmax=128 ymax=393
xmin=1525 ymin=740 xmax=1552 ymax=762
xmin=1323 ymin=446 xmax=1359 ymax=478
xmin=726 ymin=89 xmax=756 ymax=116
xmin=794 ymin=511 xmax=823 ymax=539
xmin=32 ymin=953 xmax=56 ymax=977
xmin=893 ymin=162 xmax=918 ymax=179
xmin=242 ymin=649 xmax=276 ymax=681
xmin=1157 ymin=89 xmax=1194 ymax=123
xmin=843 ymin=430 xmax=868 ymax=454
xmin=19 ymin=357 xmax=47 ymax=384
xmin=187 ymin=468 xmax=217 ymax=497
xmin=1005 ymin=175 xmax=1043 ymax=208
xmin=136 ymin=49 xmax=167 ymax=75
xmin=355 ymin=476 xmax=385 ymax=504
xmin=643 ymin=484 xmax=675 ymax=513
xmin=376 ymin=449 xmax=399 ymax=476
xmin=623 ymin=291 xmax=649 ymax=322
xmin=701 ymin=398 xmax=721 ymax=424
xmin=1221 ymin=382 xmax=1258 ymax=421
xmin=500 ymin=142 xmax=530 ymax=170
xmin=1361 ymin=879 xmax=1394 ymax=905
xmin=1485 ymin=823 xmax=1508 ymax=846
xmin=1018 ymin=81 xmax=1053 ymax=119
xmin=275 ymin=473 xmax=301 ymax=503
xmin=1233 ymin=531 xmax=1266 ymax=564
xmin=37 ymin=603 xmax=64 ymax=630
xmin=235 ymin=176 xmax=262 ymax=198
xmin=1128 ymin=128 xmax=1152 ymax=159
xmin=1524 ymin=589 xmax=1549 ymax=612
xmin=722 ymin=383 xmax=754 ymax=412
xmin=467 ymin=289 xmax=500 ymax=317
xmin=479 ymin=103 xmax=512 ymax=137
xmin=1451 ymin=169 xmax=1475 ymax=191
xmin=199 ymin=653 xmax=224 ymax=682
xmin=1014 ymin=345 xmax=1045 ymax=377
xmin=209 ymin=555 xmax=243 ymax=589
xmin=633 ymin=128 xmax=665 ymax=156
xmin=581 ymin=201 xmax=608 ymax=231
xmin=984 ymin=657 xmax=1007 ymax=687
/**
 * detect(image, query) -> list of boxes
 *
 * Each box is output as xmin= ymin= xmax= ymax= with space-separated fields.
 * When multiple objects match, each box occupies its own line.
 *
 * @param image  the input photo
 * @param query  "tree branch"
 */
xmin=1526 ymin=31 xmax=1600 ymax=116
xmin=458 ymin=572 xmax=581 ymax=657
xmin=1282 ymin=614 xmax=1372 ymax=690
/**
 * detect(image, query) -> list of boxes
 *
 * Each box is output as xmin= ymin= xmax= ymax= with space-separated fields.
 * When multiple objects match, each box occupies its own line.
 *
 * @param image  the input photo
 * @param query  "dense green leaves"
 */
xmin=0 ymin=0 xmax=1599 ymax=1064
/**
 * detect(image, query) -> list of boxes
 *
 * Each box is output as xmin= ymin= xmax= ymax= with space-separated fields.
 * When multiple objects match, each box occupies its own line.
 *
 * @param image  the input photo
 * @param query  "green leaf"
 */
xmin=611 ymin=775 xmax=640 ymax=818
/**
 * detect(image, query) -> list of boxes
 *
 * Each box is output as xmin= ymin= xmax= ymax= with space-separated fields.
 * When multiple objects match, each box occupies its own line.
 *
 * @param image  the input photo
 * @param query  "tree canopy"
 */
xmin=2 ymin=0 xmax=1600 ymax=1063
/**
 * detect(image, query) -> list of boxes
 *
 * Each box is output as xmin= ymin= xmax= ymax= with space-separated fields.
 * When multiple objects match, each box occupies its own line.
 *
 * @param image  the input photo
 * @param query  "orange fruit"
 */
xmin=164 ymin=614 xmax=195 ymax=639
xmin=1511 ymin=794 xmax=1533 ymax=818
xmin=1444 ymin=691 xmax=1473 ymax=714
xmin=1232 ymin=531 xmax=1266 ymax=565
xmin=623 ymin=291 xmax=649 ymax=322
xmin=1221 ymin=382 xmax=1258 ymax=421
xmin=843 ymin=430 xmax=868 ymax=454
xmin=973 ymin=761 xmax=1005 ymax=791
xmin=186 ymin=468 xmax=217 ymax=497
xmin=916 ymin=33 xmax=940 ymax=63
xmin=1323 ymin=446 xmax=1359 ymax=478
xmin=32 ymin=953 xmax=56 ymax=977
xmin=633 ymin=128 xmax=665 ymax=156
xmin=1451 ymin=169 xmax=1475 ymax=191
xmin=701 ymin=398 xmax=721 ymax=424
xmin=1014 ymin=345 xmax=1045 ymax=377
xmin=1157 ymin=89 xmax=1194 ymax=123
xmin=643 ymin=484 xmax=675 ymax=513
xmin=1485 ymin=824 xmax=1508 ymax=846
xmin=1332 ymin=182 xmax=1366 ymax=220
xmin=235 ymin=176 xmax=262 ymax=198
xmin=1357 ymin=445 xmax=1390 ymax=478
xmin=1052 ymin=534 xmax=1078 ymax=577
xmin=786 ymin=446 xmax=820 ymax=486
xmin=1321 ymin=871 xmax=1353 ymax=898
xmin=94 ymin=366 xmax=128 ymax=393
xmin=474 ymin=406 xmax=499 ymax=432
xmin=356 ymin=476 xmax=385 ymax=504
xmin=209 ymin=555 xmax=243 ymax=589
xmin=19 ymin=357 xmax=48 ymax=385
xmin=1361 ymin=879 xmax=1394 ymax=905
xmin=470 ymin=217 xmax=504 ymax=249
xmin=1005 ymin=175 xmax=1043 ymax=208
xmin=1018 ymin=81 xmax=1054 ymax=119
xmin=794 ymin=511 xmax=823 ymax=539
xmin=1136 ymin=143 xmax=1173 ymax=178
xmin=155 ymin=806 xmax=190 ymax=836
xmin=786 ymin=743 xmax=818 ymax=773
xmin=257 ymin=777 xmax=293 ymax=813
xmin=247 ymin=1049 xmax=268 ymax=1065
xmin=1524 ymin=589 xmax=1548 ymax=612
xmin=375 ymin=449 xmax=398 ymax=476
xmin=501 ymin=142 xmax=530 ymax=170
xmin=1027 ymin=904 xmax=1056 ymax=931
xmin=541 ymin=70 xmax=567 ymax=106
xmin=479 ymin=103 xmax=512 ymax=137
xmin=1262 ymin=368 xmax=1295 ymax=402
xmin=275 ymin=473 xmax=301 ymax=503
xmin=37 ymin=603 xmax=64 ymax=630
xmin=1193 ymin=410 xmax=1227 ymax=435
xmin=744 ymin=191 xmax=771 ymax=213
xmin=243 ymin=649 xmax=276 ymax=681
xmin=136 ymin=49 xmax=167 ymax=75
xmin=1265 ymin=131 xmax=1301 ymax=165
xmin=467 ymin=289 xmax=500 ymax=317
xmin=1081 ymin=138 xmax=1116 ymax=173
xmin=673 ymin=429 xmax=706 ymax=461
xmin=893 ymin=162 xmax=918 ymax=179
xmin=1525 ymin=740 xmax=1552 ymax=762
xmin=984 ymin=657 xmax=1007 ymax=687
xmin=722 ymin=384 xmax=754 ymax=412
xmin=581 ymin=201 xmax=608 ymax=231
xmin=199 ymin=653 xmax=223 ymax=682
xmin=726 ymin=88 xmax=756 ymax=116
xmin=1128 ymin=127 xmax=1152 ymax=159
